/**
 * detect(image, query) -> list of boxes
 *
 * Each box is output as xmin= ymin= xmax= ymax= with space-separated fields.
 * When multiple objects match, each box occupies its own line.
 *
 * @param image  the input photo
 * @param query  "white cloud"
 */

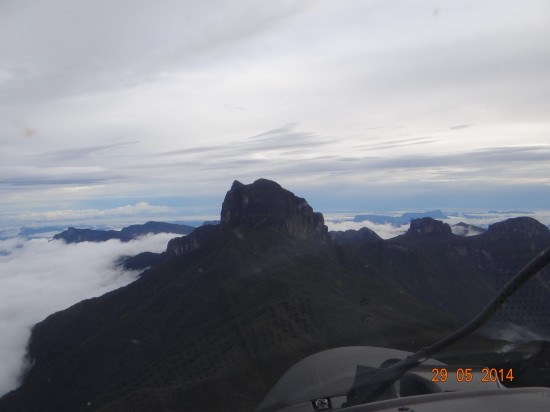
xmin=484 ymin=322 xmax=550 ymax=343
xmin=326 ymin=219 xmax=408 ymax=240
xmin=450 ymin=224 xmax=485 ymax=237
xmin=0 ymin=233 xmax=177 ymax=396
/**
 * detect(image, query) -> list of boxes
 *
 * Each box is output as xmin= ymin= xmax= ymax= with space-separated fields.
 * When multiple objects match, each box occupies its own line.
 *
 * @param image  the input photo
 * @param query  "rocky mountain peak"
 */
xmin=220 ymin=179 xmax=328 ymax=240
xmin=406 ymin=217 xmax=452 ymax=236
xmin=330 ymin=227 xmax=382 ymax=246
xmin=486 ymin=217 xmax=550 ymax=240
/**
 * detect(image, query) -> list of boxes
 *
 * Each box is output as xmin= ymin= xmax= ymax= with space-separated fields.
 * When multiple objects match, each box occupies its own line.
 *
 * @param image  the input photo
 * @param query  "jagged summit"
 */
xmin=330 ymin=227 xmax=382 ymax=246
xmin=405 ymin=217 xmax=452 ymax=237
xmin=220 ymin=179 xmax=328 ymax=240
xmin=166 ymin=179 xmax=328 ymax=256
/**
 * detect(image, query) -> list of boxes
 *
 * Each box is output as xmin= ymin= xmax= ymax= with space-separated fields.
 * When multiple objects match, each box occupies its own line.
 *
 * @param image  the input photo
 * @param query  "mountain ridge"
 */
xmin=1 ymin=179 xmax=549 ymax=412
xmin=52 ymin=221 xmax=195 ymax=243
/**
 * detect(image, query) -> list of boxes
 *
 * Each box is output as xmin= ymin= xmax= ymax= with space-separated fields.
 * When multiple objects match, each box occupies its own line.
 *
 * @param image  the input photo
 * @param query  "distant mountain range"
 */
xmin=349 ymin=210 xmax=488 ymax=237
xmin=52 ymin=221 xmax=195 ymax=243
xmin=352 ymin=210 xmax=448 ymax=225
xmin=1 ymin=179 xmax=549 ymax=412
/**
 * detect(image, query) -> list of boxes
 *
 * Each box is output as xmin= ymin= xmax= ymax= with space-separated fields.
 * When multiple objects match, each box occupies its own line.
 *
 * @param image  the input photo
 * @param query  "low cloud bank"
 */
xmin=325 ymin=219 xmax=408 ymax=239
xmin=484 ymin=322 xmax=550 ymax=344
xmin=0 ymin=233 xmax=176 ymax=397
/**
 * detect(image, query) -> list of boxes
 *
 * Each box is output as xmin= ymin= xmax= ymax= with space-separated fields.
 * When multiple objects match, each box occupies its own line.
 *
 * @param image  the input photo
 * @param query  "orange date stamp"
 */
xmin=431 ymin=367 xmax=514 ymax=383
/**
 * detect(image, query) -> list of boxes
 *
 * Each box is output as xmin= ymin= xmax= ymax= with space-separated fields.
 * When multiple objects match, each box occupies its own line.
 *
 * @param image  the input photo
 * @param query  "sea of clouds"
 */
xmin=0 ymin=233 xmax=178 ymax=397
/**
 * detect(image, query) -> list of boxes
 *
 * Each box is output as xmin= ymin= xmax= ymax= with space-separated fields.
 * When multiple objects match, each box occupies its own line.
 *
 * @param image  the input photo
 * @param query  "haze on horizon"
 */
xmin=1 ymin=0 xmax=549 ymax=229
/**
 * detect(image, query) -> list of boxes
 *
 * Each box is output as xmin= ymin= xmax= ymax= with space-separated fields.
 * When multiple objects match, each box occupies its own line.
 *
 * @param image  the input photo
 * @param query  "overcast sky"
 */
xmin=1 ymin=0 xmax=550 ymax=229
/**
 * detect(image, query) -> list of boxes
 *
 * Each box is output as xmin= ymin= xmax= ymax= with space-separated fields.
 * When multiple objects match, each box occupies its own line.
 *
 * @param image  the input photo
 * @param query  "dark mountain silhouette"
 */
xmin=117 ymin=251 xmax=166 ymax=271
xmin=330 ymin=227 xmax=383 ymax=246
xmin=404 ymin=216 xmax=453 ymax=237
xmin=1 ymin=179 xmax=549 ymax=412
xmin=343 ymin=216 xmax=550 ymax=326
xmin=53 ymin=221 xmax=195 ymax=243
xmin=219 ymin=179 xmax=328 ymax=241
xmin=119 ymin=224 xmax=221 ymax=272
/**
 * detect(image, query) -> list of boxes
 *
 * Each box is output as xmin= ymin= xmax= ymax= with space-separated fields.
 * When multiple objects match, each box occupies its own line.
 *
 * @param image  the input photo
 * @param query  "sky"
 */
xmin=0 ymin=233 xmax=177 ymax=396
xmin=1 ymin=0 xmax=550 ymax=230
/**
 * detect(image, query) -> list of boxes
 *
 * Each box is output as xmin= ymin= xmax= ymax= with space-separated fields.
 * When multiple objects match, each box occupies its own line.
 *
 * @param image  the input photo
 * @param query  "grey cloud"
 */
xmin=465 ymin=146 xmax=550 ymax=165
xmin=355 ymin=137 xmax=439 ymax=151
xmin=450 ymin=124 xmax=470 ymax=130
xmin=273 ymin=144 xmax=550 ymax=184
xmin=0 ymin=0 xmax=316 ymax=105
xmin=0 ymin=141 xmax=141 ymax=191
xmin=158 ymin=145 xmax=227 ymax=157
xmin=142 ymin=125 xmax=550 ymax=187
xmin=246 ymin=131 xmax=326 ymax=151
xmin=1 ymin=175 xmax=116 ymax=188
xmin=154 ymin=126 xmax=331 ymax=162
xmin=434 ymin=146 xmax=550 ymax=168
xmin=0 ymin=167 xmax=127 ymax=187
xmin=40 ymin=141 xmax=139 ymax=164
xmin=248 ymin=123 xmax=299 ymax=140
xmin=352 ymin=145 xmax=550 ymax=171
xmin=338 ymin=157 xmax=371 ymax=162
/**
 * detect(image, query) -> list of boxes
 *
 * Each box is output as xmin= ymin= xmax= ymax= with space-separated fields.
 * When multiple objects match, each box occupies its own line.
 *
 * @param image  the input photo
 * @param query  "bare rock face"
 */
xmin=165 ymin=179 xmax=329 ymax=257
xmin=220 ymin=179 xmax=328 ymax=241
xmin=406 ymin=217 xmax=452 ymax=236
xmin=330 ymin=227 xmax=383 ymax=246
xmin=166 ymin=224 xmax=219 ymax=256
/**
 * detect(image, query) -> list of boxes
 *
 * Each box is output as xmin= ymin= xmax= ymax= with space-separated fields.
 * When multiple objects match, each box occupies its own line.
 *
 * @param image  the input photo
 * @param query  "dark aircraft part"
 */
xmin=344 ymin=246 xmax=550 ymax=407
xmin=257 ymin=247 xmax=550 ymax=411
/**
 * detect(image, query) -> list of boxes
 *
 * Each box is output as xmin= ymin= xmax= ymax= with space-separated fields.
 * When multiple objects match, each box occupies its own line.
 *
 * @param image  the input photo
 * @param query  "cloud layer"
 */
xmin=0 ymin=233 xmax=177 ymax=396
